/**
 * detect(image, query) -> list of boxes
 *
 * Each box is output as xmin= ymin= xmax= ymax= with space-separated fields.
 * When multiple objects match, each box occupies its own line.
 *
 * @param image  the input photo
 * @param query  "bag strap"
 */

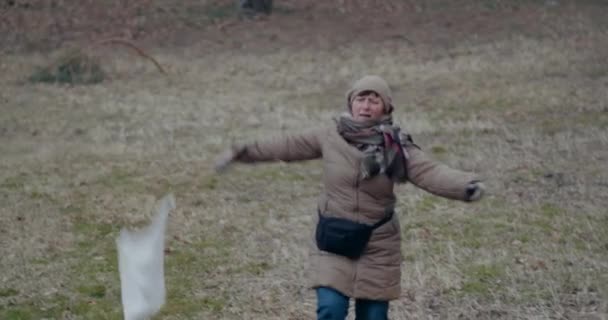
xmin=318 ymin=207 xmax=394 ymax=230
xmin=371 ymin=207 xmax=394 ymax=229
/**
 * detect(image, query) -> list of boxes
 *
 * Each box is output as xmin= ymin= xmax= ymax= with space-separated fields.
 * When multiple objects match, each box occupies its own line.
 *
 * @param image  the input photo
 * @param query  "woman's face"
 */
xmin=350 ymin=91 xmax=385 ymax=122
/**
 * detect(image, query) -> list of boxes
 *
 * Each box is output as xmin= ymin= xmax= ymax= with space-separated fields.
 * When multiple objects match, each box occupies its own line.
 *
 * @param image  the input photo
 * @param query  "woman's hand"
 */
xmin=214 ymin=145 xmax=245 ymax=173
xmin=465 ymin=181 xmax=485 ymax=202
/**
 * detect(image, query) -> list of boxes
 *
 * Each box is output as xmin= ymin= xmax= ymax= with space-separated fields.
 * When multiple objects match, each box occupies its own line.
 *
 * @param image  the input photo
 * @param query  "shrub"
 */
xmin=29 ymin=49 xmax=105 ymax=85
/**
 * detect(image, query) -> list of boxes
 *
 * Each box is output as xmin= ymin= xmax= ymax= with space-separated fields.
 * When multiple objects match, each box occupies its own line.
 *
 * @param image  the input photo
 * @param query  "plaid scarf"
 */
xmin=334 ymin=113 xmax=408 ymax=183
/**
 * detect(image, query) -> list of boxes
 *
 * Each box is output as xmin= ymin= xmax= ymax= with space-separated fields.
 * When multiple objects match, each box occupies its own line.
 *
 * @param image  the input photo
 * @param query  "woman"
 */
xmin=215 ymin=75 xmax=485 ymax=320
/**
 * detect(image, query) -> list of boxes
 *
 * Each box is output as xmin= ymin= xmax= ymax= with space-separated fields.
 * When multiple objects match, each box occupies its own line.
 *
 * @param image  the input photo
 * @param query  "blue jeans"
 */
xmin=316 ymin=286 xmax=389 ymax=320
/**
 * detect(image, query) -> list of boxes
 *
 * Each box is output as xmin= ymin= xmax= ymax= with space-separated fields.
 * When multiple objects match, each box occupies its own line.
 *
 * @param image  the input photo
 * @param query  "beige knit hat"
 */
xmin=346 ymin=75 xmax=394 ymax=114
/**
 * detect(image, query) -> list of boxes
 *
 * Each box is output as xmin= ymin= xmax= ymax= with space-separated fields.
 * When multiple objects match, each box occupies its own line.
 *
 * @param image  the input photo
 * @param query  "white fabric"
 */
xmin=116 ymin=194 xmax=175 ymax=320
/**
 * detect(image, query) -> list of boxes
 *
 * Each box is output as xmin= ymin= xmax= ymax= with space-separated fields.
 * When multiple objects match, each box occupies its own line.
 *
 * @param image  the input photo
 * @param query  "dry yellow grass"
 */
xmin=1 ymin=2 xmax=608 ymax=320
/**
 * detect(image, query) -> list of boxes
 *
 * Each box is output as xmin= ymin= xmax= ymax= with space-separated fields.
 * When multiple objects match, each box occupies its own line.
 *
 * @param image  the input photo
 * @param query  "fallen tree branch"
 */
xmin=95 ymin=38 xmax=167 ymax=75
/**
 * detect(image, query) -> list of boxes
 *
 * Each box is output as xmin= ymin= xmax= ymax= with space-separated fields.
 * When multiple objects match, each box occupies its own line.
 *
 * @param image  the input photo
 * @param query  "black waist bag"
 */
xmin=315 ymin=210 xmax=393 ymax=260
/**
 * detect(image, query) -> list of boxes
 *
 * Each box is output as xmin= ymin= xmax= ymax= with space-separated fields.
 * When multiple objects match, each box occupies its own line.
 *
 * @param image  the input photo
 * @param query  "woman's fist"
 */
xmin=214 ymin=145 xmax=245 ymax=173
xmin=465 ymin=181 xmax=485 ymax=202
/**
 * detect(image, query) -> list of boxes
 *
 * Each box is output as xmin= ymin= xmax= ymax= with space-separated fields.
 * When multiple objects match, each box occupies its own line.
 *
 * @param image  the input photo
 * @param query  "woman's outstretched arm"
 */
xmin=405 ymin=143 xmax=484 ymax=201
xmin=215 ymin=128 xmax=323 ymax=171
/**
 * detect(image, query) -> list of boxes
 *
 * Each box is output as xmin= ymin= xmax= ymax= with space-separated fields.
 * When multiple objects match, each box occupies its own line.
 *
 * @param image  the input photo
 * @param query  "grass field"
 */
xmin=1 ymin=1 xmax=607 ymax=319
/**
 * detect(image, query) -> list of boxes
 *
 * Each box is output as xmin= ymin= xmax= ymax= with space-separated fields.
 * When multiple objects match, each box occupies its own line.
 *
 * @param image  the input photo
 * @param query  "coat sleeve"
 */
xmin=235 ymin=128 xmax=323 ymax=163
xmin=404 ymin=142 xmax=480 ymax=201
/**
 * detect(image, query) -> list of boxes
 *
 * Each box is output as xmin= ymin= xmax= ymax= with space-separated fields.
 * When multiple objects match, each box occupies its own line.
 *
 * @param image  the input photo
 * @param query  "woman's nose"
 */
xmin=363 ymin=99 xmax=372 ymax=108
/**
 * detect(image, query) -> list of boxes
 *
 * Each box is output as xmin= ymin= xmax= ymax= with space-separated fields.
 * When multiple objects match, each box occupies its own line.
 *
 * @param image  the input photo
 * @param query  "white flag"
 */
xmin=116 ymin=194 xmax=175 ymax=320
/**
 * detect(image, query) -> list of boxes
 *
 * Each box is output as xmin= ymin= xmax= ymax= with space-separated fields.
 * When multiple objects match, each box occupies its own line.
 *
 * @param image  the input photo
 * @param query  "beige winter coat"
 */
xmin=235 ymin=126 xmax=478 ymax=301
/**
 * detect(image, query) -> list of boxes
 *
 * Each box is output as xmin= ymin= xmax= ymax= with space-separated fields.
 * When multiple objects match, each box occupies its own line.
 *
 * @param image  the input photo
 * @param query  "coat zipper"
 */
xmin=354 ymin=171 xmax=360 ymax=218
xmin=353 ymin=169 xmax=360 ymax=291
